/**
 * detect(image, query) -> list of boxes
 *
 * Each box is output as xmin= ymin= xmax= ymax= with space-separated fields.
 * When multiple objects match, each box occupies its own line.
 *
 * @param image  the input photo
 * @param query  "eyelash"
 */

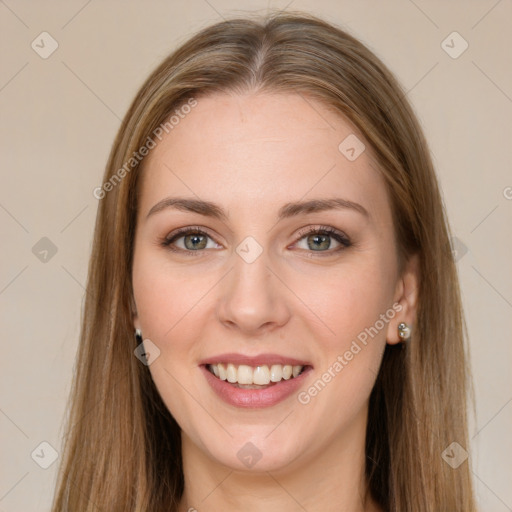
xmin=160 ymin=225 xmax=352 ymax=257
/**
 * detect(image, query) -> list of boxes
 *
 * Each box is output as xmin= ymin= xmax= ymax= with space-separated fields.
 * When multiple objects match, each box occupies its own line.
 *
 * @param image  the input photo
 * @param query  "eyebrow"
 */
xmin=146 ymin=196 xmax=369 ymax=221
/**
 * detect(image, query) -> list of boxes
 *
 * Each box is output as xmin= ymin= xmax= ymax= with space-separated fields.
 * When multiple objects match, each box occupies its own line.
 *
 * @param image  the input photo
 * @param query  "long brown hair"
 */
xmin=52 ymin=11 xmax=476 ymax=511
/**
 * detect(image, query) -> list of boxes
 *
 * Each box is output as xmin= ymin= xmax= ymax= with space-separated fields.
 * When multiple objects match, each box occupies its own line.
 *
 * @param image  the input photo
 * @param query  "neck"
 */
xmin=177 ymin=407 xmax=382 ymax=512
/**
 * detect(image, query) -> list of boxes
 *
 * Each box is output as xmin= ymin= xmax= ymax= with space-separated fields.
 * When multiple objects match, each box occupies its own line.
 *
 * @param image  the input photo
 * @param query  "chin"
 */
xmin=201 ymin=430 xmax=305 ymax=473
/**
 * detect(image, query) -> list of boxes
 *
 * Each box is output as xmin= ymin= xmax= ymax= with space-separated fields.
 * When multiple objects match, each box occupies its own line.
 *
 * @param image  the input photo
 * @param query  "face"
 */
xmin=132 ymin=91 xmax=413 ymax=474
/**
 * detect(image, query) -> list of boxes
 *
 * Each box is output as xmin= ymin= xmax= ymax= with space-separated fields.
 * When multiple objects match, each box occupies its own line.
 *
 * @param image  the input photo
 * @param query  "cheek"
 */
xmin=290 ymin=270 xmax=391 ymax=435
xmin=290 ymin=258 xmax=395 ymax=349
xmin=132 ymin=250 xmax=217 ymax=396
xmin=132 ymin=254 xmax=214 ymax=433
xmin=288 ymin=259 xmax=394 ymax=408
xmin=132 ymin=250 xmax=213 ymax=342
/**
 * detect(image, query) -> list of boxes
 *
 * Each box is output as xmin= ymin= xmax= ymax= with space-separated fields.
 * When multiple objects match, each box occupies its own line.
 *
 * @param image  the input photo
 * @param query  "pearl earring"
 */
xmin=398 ymin=322 xmax=411 ymax=341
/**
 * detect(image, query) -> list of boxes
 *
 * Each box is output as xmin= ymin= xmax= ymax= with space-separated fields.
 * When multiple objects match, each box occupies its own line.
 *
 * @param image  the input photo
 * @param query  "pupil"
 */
xmin=185 ymin=234 xmax=206 ymax=250
xmin=309 ymin=234 xmax=330 ymax=250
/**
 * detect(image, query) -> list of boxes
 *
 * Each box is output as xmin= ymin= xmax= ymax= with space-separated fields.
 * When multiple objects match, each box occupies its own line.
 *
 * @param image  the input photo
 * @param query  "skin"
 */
xmin=131 ymin=91 xmax=419 ymax=512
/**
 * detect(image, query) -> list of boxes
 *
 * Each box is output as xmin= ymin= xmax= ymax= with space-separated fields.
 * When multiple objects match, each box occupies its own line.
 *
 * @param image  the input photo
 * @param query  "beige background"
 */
xmin=1 ymin=1 xmax=511 ymax=510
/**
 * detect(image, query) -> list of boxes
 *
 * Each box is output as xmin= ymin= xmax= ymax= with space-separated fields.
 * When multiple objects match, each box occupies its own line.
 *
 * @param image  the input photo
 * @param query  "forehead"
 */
xmin=138 ymin=92 xmax=391 ymax=224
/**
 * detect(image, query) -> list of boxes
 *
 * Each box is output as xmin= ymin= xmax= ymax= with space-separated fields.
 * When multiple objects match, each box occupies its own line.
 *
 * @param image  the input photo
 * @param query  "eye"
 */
xmin=159 ymin=225 xmax=351 ymax=256
xmin=160 ymin=227 xmax=222 ymax=253
xmin=293 ymin=225 xmax=351 ymax=255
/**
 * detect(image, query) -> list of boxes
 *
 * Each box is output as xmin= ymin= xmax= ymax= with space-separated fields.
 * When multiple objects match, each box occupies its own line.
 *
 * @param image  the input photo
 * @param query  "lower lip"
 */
xmin=200 ymin=365 xmax=311 ymax=408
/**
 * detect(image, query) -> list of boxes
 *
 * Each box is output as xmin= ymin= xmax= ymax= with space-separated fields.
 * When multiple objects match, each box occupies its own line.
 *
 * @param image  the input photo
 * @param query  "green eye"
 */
xmin=294 ymin=226 xmax=351 ymax=255
xmin=161 ymin=225 xmax=351 ymax=256
xmin=162 ymin=227 xmax=219 ymax=252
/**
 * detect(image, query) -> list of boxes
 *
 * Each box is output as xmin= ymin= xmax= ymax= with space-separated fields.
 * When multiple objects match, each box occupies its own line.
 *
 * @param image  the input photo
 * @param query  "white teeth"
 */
xmin=270 ymin=364 xmax=282 ymax=382
xmin=237 ymin=365 xmax=253 ymax=385
xmin=208 ymin=363 xmax=305 ymax=385
xmin=253 ymin=365 xmax=270 ymax=385
xmin=218 ymin=363 xmax=227 ymax=380
xmin=226 ymin=363 xmax=237 ymax=383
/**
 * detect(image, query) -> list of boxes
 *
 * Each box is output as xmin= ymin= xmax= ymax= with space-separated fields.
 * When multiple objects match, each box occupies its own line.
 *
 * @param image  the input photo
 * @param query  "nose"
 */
xmin=216 ymin=246 xmax=291 ymax=335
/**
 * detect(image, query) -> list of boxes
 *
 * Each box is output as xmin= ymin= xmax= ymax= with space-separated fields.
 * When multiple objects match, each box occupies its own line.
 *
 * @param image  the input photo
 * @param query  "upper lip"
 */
xmin=199 ymin=352 xmax=312 ymax=367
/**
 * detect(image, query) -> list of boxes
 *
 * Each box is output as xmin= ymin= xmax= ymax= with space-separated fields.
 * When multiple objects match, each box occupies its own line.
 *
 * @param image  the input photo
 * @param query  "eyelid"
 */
xmin=163 ymin=225 xmax=214 ymax=242
xmin=294 ymin=224 xmax=350 ymax=243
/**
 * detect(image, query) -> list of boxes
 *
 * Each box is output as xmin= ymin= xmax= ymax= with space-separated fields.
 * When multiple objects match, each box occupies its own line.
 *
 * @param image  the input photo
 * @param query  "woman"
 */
xmin=52 ymin=11 xmax=477 ymax=512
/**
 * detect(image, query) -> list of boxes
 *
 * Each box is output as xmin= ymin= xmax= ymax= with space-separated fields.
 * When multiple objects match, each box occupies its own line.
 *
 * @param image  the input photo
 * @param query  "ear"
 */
xmin=130 ymin=293 xmax=141 ymax=332
xmin=386 ymin=253 xmax=420 ymax=345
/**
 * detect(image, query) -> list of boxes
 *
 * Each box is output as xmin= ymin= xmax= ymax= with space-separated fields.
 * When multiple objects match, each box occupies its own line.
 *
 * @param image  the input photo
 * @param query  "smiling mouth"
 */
xmin=206 ymin=363 xmax=309 ymax=388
